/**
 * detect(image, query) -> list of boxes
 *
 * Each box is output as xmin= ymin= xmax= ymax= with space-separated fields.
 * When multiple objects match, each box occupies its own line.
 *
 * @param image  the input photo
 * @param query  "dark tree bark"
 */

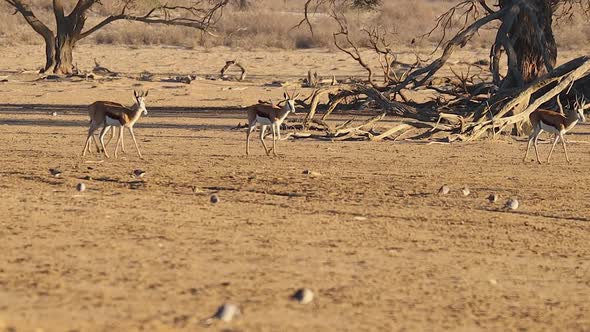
xmin=233 ymin=0 xmax=251 ymax=10
xmin=498 ymin=0 xmax=557 ymax=88
xmin=51 ymin=0 xmax=86 ymax=74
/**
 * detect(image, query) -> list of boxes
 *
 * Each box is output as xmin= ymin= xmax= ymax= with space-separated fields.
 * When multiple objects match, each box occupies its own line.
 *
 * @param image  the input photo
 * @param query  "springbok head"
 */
xmin=573 ymin=93 xmax=587 ymax=123
xmin=283 ymin=90 xmax=299 ymax=114
xmin=133 ymin=90 xmax=149 ymax=115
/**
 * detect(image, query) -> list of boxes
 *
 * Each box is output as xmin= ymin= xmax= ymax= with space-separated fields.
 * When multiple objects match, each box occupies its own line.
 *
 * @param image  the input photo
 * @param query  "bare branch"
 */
xmin=391 ymin=5 xmax=509 ymax=93
xmin=330 ymin=9 xmax=376 ymax=86
xmin=78 ymin=0 xmax=230 ymax=40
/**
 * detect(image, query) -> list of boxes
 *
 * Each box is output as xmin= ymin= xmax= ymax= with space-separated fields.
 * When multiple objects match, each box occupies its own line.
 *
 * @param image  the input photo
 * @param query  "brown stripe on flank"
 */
xmin=105 ymin=111 xmax=125 ymax=125
xmin=256 ymin=111 xmax=276 ymax=121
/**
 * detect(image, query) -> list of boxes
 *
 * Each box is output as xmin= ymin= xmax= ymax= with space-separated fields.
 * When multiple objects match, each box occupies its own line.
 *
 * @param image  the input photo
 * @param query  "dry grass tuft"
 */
xmin=0 ymin=0 xmax=587 ymax=52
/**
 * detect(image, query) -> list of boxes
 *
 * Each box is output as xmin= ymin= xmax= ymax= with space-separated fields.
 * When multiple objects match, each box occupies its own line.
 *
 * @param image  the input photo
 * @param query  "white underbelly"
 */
xmin=256 ymin=116 xmax=273 ymax=126
xmin=539 ymin=120 xmax=561 ymax=134
xmin=105 ymin=116 xmax=120 ymax=126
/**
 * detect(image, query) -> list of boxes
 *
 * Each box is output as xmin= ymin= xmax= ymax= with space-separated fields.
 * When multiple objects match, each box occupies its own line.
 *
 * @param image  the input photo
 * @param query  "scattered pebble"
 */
xmin=210 ymin=194 xmax=220 ymax=204
xmin=49 ymin=168 xmax=62 ymax=177
xmin=51 ymin=111 xmax=57 ymax=117
xmin=353 ymin=216 xmax=367 ymax=221
xmin=302 ymin=169 xmax=322 ymax=177
xmin=76 ymin=183 xmax=86 ymax=192
xmin=488 ymin=193 xmax=498 ymax=203
xmin=461 ymin=186 xmax=470 ymax=196
xmin=489 ymin=279 xmax=498 ymax=285
xmin=438 ymin=185 xmax=450 ymax=195
xmin=212 ymin=303 xmax=240 ymax=322
xmin=505 ymin=198 xmax=519 ymax=211
xmin=291 ymin=288 xmax=314 ymax=304
xmin=133 ymin=169 xmax=146 ymax=177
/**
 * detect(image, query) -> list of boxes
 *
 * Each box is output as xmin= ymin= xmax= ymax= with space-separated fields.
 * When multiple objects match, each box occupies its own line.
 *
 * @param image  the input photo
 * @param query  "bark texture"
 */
xmin=499 ymin=0 xmax=557 ymax=87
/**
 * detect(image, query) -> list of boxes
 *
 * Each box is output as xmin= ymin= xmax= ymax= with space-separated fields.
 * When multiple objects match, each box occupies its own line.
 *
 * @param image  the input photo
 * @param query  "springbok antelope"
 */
xmin=245 ymin=92 xmax=298 ymax=156
xmin=82 ymin=90 xmax=148 ymax=159
xmin=523 ymin=94 xmax=586 ymax=164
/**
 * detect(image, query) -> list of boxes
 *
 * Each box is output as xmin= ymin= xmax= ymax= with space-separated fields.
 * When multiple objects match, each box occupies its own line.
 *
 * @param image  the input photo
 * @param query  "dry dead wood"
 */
xmin=304 ymin=70 xmax=337 ymax=88
xmin=303 ymin=86 xmax=353 ymax=129
xmin=161 ymin=75 xmax=196 ymax=84
xmin=331 ymin=112 xmax=385 ymax=137
xmin=93 ymin=58 xmax=118 ymax=77
xmin=220 ymin=60 xmax=247 ymax=81
xmin=463 ymin=56 xmax=590 ymax=140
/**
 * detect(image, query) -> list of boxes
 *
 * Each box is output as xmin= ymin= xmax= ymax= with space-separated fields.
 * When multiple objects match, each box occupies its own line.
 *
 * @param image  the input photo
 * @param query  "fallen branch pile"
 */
xmin=288 ymin=0 xmax=590 ymax=143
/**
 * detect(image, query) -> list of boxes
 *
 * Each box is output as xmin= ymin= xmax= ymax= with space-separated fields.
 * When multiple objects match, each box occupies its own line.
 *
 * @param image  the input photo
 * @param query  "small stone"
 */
xmin=76 ymin=183 xmax=86 ymax=192
xmin=133 ymin=169 xmax=146 ymax=177
xmin=489 ymin=279 xmax=498 ymax=285
xmin=488 ymin=193 xmax=498 ymax=203
xmin=505 ymin=198 xmax=519 ymax=211
xmin=51 ymin=111 xmax=57 ymax=117
xmin=291 ymin=288 xmax=314 ymax=304
xmin=49 ymin=168 xmax=62 ymax=177
xmin=210 ymin=194 xmax=220 ymax=204
xmin=353 ymin=216 xmax=367 ymax=221
xmin=212 ymin=303 xmax=240 ymax=322
xmin=438 ymin=185 xmax=450 ymax=195
xmin=461 ymin=187 xmax=470 ymax=196
xmin=303 ymin=169 xmax=322 ymax=177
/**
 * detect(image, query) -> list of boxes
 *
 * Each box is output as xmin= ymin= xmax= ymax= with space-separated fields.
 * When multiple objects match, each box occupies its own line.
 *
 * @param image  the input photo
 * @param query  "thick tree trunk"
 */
xmin=499 ymin=0 xmax=557 ymax=87
xmin=494 ymin=0 xmax=558 ymax=135
xmin=49 ymin=0 xmax=81 ymax=75
xmin=41 ymin=34 xmax=76 ymax=75
xmin=235 ymin=0 xmax=251 ymax=10
xmin=53 ymin=29 xmax=77 ymax=75
xmin=42 ymin=34 xmax=57 ymax=73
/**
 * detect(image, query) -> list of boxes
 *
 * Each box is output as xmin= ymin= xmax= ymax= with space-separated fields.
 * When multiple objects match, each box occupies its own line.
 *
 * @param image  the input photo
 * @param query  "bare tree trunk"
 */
xmin=42 ymin=34 xmax=57 ymax=73
xmin=53 ymin=20 xmax=78 ymax=74
xmin=50 ymin=0 xmax=84 ymax=74
xmin=499 ymin=0 xmax=557 ymax=87
xmin=234 ymin=0 xmax=251 ymax=10
xmin=52 ymin=37 xmax=76 ymax=74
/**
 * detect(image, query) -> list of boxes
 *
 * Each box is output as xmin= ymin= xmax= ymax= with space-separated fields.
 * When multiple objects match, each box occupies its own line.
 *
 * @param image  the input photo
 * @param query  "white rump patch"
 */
xmin=106 ymin=116 xmax=120 ymax=126
xmin=256 ymin=116 xmax=273 ymax=125
xmin=539 ymin=120 xmax=561 ymax=135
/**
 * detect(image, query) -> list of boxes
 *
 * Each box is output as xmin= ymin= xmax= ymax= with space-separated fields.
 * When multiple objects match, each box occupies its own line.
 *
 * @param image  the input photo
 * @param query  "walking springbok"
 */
xmin=82 ymin=90 xmax=148 ymax=159
xmin=523 ymin=94 xmax=586 ymax=164
xmin=245 ymin=92 xmax=298 ymax=156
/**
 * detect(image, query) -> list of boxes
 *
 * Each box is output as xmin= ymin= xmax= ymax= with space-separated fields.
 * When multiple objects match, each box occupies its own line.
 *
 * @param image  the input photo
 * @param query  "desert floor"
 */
xmin=1 ymin=45 xmax=590 ymax=331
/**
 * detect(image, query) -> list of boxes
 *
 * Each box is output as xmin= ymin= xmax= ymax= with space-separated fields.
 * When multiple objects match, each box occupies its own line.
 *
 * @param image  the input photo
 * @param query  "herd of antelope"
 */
xmin=80 ymin=89 xmax=587 ymax=163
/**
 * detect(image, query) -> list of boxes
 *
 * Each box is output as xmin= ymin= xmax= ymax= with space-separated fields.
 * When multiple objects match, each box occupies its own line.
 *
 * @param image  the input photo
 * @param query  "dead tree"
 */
xmin=295 ymin=0 xmax=590 ymax=142
xmin=4 ymin=0 xmax=230 ymax=75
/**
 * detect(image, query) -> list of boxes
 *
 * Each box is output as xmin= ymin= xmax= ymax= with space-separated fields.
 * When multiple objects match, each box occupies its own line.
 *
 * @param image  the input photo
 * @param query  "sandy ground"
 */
xmin=1 ymin=45 xmax=590 ymax=331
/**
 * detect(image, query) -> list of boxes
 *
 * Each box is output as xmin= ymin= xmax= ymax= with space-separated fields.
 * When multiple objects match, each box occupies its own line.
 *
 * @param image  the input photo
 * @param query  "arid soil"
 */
xmin=1 ymin=45 xmax=590 ymax=331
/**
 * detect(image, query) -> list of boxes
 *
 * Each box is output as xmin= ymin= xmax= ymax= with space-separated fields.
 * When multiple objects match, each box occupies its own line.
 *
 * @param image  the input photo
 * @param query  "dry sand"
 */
xmin=0 ymin=45 xmax=589 ymax=331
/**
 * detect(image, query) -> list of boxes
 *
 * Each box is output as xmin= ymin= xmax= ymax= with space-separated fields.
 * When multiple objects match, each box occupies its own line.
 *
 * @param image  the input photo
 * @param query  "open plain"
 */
xmin=1 ymin=45 xmax=590 ymax=331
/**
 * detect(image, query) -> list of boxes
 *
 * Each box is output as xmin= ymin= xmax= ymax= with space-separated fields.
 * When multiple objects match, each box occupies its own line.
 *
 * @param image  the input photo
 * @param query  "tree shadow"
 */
xmin=0 ymin=103 xmax=244 ymax=117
